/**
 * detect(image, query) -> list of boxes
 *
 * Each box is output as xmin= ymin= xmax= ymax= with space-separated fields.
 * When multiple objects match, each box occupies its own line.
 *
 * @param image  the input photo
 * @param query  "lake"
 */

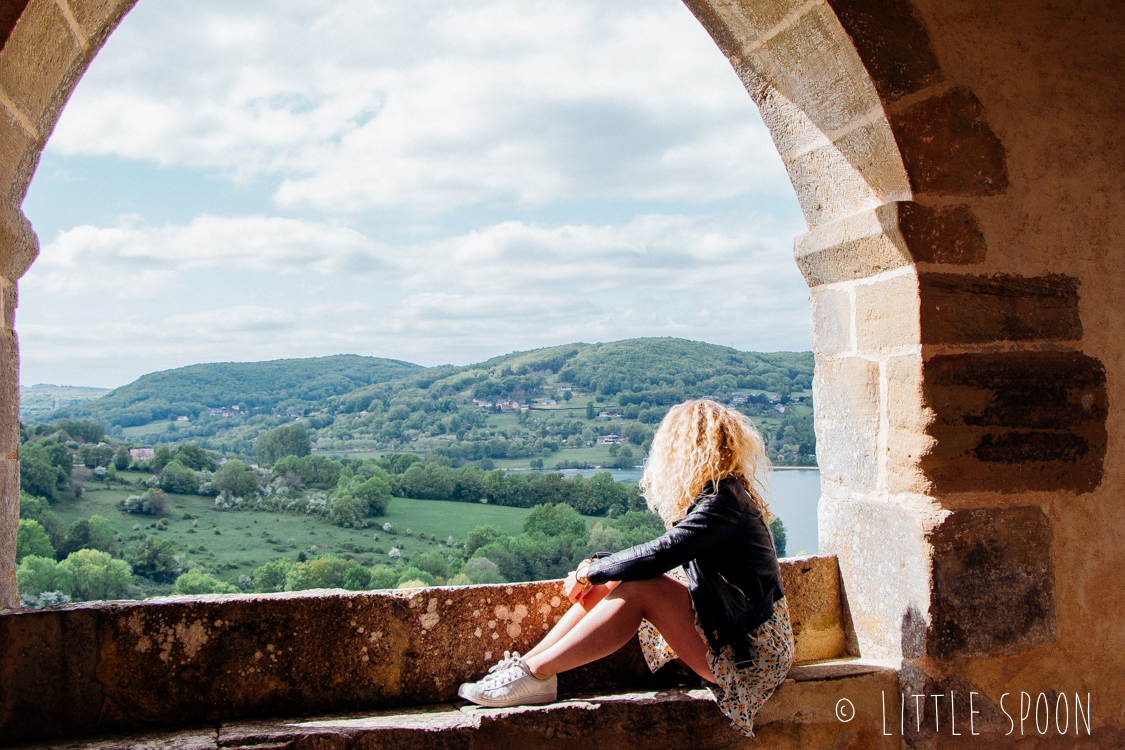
xmin=551 ymin=467 xmax=821 ymax=556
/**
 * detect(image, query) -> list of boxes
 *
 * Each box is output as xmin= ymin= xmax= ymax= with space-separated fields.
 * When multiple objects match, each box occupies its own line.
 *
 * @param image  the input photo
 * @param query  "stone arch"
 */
xmin=1 ymin=0 xmax=1123 ymax=742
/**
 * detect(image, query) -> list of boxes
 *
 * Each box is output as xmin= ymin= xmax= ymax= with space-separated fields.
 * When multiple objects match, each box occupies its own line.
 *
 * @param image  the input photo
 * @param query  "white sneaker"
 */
xmin=458 ymin=655 xmax=558 ymax=708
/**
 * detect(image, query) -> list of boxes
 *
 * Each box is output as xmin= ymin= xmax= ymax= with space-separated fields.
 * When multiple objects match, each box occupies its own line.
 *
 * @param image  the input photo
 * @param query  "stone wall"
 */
xmin=0 ymin=556 xmax=846 ymax=746
xmin=683 ymin=0 xmax=1125 ymax=744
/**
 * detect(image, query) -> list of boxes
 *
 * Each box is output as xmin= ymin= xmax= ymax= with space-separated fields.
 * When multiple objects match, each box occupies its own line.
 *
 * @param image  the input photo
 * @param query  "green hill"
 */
xmin=20 ymin=384 xmax=110 ymax=419
xmin=34 ymin=355 xmax=422 ymax=429
xmin=31 ymin=339 xmax=816 ymax=465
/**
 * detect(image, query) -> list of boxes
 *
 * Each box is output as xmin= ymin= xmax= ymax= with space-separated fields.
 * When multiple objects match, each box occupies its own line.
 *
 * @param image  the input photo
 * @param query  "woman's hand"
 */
xmin=575 ymin=558 xmax=592 ymax=585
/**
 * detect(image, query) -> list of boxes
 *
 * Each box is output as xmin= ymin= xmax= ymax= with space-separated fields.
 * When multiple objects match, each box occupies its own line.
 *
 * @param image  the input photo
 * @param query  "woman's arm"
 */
xmin=585 ymin=490 xmax=742 ymax=584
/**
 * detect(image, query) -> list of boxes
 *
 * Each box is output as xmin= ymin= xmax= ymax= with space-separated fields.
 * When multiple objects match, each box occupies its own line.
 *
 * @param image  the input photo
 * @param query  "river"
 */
xmin=552 ymin=467 xmax=821 ymax=556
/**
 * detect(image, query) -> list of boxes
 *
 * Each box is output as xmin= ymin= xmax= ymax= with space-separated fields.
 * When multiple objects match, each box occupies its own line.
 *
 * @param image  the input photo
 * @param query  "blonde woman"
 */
xmin=458 ymin=399 xmax=794 ymax=737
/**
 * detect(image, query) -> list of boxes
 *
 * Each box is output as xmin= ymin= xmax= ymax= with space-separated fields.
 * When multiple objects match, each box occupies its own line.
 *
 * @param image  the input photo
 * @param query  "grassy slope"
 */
xmin=53 ymin=472 xmax=538 ymax=585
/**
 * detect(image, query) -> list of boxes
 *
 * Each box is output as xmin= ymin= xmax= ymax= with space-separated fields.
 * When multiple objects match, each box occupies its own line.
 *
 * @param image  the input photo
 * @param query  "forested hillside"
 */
xmin=34 ymin=338 xmax=817 ymax=467
xmin=39 ymin=355 xmax=422 ymax=428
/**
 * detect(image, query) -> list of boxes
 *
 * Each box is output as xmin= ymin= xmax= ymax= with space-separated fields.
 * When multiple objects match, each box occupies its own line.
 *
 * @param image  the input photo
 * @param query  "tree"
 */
xmin=16 ymin=519 xmax=55 ymax=562
xmin=350 ymin=476 xmax=393 ymax=516
xmin=19 ymin=445 xmax=65 ymax=501
xmin=586 ymin=401 xmax=595 ymax=419
xmin=368 ymin=565 xmax=400 ymax=590
xmin=160 ymin=460 xmax=199 ymax=494
xmin=57 ymin=549 xmax=132 ymax=601
xmin=251 ymin=558 xmax=294 ymax=593
xmin=127 ymin=537 xmax=183 ymax=583
xmin=173 ymin=443 xmax=217 ymax=471
xmin=16 ymin=555 xmax=69 ymax=598
xmin=113 ymin=445 xmax=131 ymax=470
xmin=768 ymin=516 xmax=788 ymax=558
xmin=524 ymin=503 xmax=587 ymax=539
xmin=64 ymin=515 xmax=119 ymax=557
xmin=172 ymin=570 xmax=238 ymax=595
xmin=212 ymin=460 xmax=260 ymax=498
xmin=462 ymin=557 xmax=505 ymax=584
xmin=563 ymin=390 xmax=572 ymax=402
xmin=19 ymin=492 xmax=65 ymax=553
xmin=256 ymin=425 xmax=311 ymax=467
xmin=414 ymin=550 xmax=450 ymax=581
xmin=466 ymin=525 xmax=506 ymax=555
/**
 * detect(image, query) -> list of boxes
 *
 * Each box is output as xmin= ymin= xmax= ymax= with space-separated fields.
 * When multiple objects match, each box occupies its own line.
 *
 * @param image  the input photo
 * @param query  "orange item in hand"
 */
xmin=563 ymin=571 xmax=620 ymax=612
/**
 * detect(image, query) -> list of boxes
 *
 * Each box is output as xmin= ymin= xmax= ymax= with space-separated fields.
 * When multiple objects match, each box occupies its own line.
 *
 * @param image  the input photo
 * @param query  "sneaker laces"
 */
xmin=477 ymin=651 xmax=522 ymax=687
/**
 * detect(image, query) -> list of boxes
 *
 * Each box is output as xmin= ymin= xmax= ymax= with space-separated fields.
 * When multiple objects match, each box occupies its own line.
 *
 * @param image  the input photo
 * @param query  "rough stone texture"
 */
xmin=819 ymin=494 xmax=939 ymax=663
xmin=918 ymin=273 xmax=1082 ymax=344
xmin=919 ymin=352 xmax=1108 ymax=494
xmin=927 ymin=507 xmax=1055 ymax=660
xmin=826 ymin=0 xmax=944 ymax=102
xmin=0 ymin=0 xmax=81 ymax=126
xmin=794 ymin=207 xmax=911 ymax=286
xmin=887 ymin=201 xmax=987 ymax=266
xmin=888 ymin=87 xmax=1009 ymax=197
xmin=813 ymin=357 xmax=880 ymax=494
xmin=782 ymin=140 xmax=885 ymax=227
xmin=0 ymin=557 xmax=846 ymax=746
xmin=884 ymin=354 xmax=934 ymax=496
xmin=8 ymin=668 xmax=900 ymax=750
xmin=809 ymin=286 xmax=850 ymax=355
xmin=855 ymin=273 xmax=920 ymax=351
xmin=778 ymin=554 xmax=847 ymax=662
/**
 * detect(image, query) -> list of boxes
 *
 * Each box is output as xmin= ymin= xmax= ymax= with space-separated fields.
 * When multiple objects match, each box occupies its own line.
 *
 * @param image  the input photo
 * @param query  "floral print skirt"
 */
xmin=637 ymin=576 xmax=794 ymax=737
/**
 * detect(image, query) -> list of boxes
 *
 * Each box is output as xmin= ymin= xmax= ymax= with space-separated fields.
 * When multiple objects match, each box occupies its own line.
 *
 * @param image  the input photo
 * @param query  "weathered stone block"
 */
xmin=755 ymin=2 xmax=880 ymax=134
xmin=778 ymin=555 xmax=846 ymax=662
xmin=0 ymin=109 xmax=34 ymax=202
xmin=0 ymin=2 xmax=33 ymax=52
xmin=884 ymin=355 xmax=933 ymax=495
xmin=0 ymin=457 xmax=16 ymax=610
xmin=826 ymin=0 xmax=944 ymax=102
xmin=918 ymin=272 xmax=1081 ymax=344
xmin=65 ymin=0 xmax=133 ymax=42
xmin=855 ymin=273 xmax=920 ymax=350
xmin=683 ymin=0 xmax=803 ymax=58
xmin=888 ymin=88 xmax=1009 ymax=197
xmin=0 ymin=327 xmax=18 ymax=453
xmin=813 ymin=357 xmax=879 ymax=493
xmin=0 ymin=0 xmax=81 ymax=125
xmin=927 ymin=506 xmax=1055 ymax=659
xmin=0 ymin=203 xmax=37 ymax=281
xmin=794 ymin=207 xmax=909 ymax=286
xmin=784 ymin=142 xmax=883 ymax=227
xmin=883 ymin=201 xmax=987 ymax=265
xmin=809 ymin=286 xmax=850 ymax=355
xmin=831 ymin=114 xmax=910 ymax=202
xmin=919 ymin=352 xmax=1107 ymax=494
xmin=818 ymin=494 xmax=937 ymax=662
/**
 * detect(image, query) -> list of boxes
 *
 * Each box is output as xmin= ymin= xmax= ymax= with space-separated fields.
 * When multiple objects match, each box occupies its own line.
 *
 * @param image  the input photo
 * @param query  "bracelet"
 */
xmin=577 ymin=563 xmax=591 ymax=586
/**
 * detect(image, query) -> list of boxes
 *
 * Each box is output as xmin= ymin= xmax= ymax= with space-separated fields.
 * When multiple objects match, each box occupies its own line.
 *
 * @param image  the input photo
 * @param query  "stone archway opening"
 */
xmin=1 ymin=0 xmax=1123 ymax=746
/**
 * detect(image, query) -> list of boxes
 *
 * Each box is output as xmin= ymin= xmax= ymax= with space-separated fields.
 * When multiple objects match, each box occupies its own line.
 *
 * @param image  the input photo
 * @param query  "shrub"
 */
xmin=16 ymin=519 xmax=54 ymax=562
xmin=368 ymin=565 xmax=400 ymax=590
xmin=462 ymin=557 xmax=505 ymax=584
xmin=172 ymin=570 xmax=239 ymax=595
xmin=57 ymin=549 xmax=132 ymax=601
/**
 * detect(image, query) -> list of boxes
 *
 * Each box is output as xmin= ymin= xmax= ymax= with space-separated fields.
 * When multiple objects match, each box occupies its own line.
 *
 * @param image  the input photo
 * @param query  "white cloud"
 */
xmin=48 ymin=0 xmax=789 ymax=212
xmin=18 ymin=211 xmax=810 ymax=387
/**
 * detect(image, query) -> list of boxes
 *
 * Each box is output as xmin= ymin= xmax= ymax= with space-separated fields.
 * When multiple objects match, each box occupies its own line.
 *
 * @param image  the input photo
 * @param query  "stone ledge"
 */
xmin=11 ymin=662 xmax=899 ymax=750
xmin=0 ymin=558 xmax=848 ymax=746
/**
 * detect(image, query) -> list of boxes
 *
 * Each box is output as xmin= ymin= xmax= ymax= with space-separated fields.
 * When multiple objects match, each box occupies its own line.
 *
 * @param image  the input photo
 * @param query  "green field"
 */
xmin=49 ymin=472 xmax=542 ymax=586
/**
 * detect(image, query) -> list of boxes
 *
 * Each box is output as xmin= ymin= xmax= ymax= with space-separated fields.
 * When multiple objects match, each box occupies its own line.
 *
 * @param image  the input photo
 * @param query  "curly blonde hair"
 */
xmin=640 ymin=399 xmax=770 ymax=526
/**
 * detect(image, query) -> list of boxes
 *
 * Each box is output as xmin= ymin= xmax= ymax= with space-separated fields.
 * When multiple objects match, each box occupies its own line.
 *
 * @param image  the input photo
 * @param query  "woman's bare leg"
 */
xmin=522 ymin=599 xmax=590 ymax=659
xmin=523 ymin=575 xmax=716 ymax=683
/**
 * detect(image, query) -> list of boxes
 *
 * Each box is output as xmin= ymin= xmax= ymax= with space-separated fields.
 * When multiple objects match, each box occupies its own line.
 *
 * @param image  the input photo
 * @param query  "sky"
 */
xmin=18 ymin=0 xmax=809 ymax=389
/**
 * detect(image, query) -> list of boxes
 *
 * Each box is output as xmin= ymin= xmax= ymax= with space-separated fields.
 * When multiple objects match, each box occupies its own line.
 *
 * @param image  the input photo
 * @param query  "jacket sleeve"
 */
xmin=585 ymin=491 xmax=743 ymax=584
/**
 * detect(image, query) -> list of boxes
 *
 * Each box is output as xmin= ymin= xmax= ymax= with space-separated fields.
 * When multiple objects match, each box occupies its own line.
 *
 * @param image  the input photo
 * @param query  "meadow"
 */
xmin=54 ymin=471 xmax=541 ymax=587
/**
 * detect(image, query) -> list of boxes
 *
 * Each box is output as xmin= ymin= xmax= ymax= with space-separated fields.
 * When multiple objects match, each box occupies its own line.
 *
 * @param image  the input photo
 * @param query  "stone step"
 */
xmin=13 ymin=661 xmax=899 ymax=750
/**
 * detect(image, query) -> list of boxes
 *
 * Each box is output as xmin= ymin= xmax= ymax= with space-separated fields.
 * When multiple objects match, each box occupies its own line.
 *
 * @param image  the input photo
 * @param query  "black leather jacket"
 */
xmin=586 ymin=476 xmax=784 ymax=663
